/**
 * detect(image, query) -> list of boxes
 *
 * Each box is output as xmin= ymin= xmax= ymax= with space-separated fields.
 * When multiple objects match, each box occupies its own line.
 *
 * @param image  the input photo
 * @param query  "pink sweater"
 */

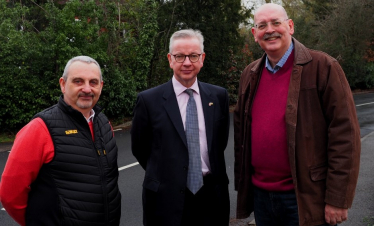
xmin=251 ymin=51 xmax=295 ymax=191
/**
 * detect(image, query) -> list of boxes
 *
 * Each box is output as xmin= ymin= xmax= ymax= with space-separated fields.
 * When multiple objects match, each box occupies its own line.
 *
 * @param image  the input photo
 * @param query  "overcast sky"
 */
xmin=242 ymin=0 xmax=262 ymax=9
xmin=242 ymin=0 xmax=283 ymax=10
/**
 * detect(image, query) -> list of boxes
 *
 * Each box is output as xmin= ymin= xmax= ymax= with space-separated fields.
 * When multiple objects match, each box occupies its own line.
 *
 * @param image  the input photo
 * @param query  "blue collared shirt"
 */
xmin=265 ymin=41 xmax=294 ymax=74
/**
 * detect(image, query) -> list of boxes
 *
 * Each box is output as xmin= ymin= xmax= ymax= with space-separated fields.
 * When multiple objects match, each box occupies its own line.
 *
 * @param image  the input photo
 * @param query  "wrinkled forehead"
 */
xmin=254 ymin=4 xmax=287 ymax=23
xmin=67 ymin=61 xmax=101 ymax=80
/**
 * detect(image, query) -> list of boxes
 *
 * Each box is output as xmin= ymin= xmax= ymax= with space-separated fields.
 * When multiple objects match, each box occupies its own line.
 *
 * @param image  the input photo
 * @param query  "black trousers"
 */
xmin=181 ymin=175 xmax=230 ymax=226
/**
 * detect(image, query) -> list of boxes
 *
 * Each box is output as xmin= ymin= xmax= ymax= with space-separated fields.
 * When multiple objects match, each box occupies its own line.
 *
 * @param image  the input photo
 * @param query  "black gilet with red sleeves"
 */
xmin=26 ymin=96 xmax=121 ymax=226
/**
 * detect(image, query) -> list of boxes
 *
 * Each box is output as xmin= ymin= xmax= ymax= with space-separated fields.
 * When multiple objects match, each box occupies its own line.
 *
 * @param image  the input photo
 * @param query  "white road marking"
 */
xmin=356 ymin=102 xmax=374 ymax=107
xmin=6 ymin=100 xmax=374 ymax=173
xmin=116 ymin=101 xmax=374 ymax=172
xmin=1 ymin=208 xmax=5 ymax=211
xmin=118 ymin=162 xmax=139 ymax=171
xmin=113 ymin=128 xmax=122 ymax=132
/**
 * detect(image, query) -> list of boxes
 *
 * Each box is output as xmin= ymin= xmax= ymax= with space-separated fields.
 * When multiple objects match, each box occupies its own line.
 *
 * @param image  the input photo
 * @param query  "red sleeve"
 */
xmin=0 ymin=118 xmax=54 ymax=226
xmin=109 ymin=121 xmax=115 ymax=137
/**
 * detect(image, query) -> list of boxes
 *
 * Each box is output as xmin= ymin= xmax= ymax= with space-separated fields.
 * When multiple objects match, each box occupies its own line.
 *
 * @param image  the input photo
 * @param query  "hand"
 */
xmin=325 ymin=204 xmax=348 ymax=225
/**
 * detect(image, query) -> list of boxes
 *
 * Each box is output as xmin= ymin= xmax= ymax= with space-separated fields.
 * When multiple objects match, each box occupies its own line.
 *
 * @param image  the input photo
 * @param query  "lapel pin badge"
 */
xmin=209 ymin=102 xmax=213 ymax=106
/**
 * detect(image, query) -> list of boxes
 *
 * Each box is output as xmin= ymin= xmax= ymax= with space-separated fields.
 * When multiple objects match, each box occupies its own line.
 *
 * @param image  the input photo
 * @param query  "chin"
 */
xmin=77 ymin=102 xmax=93 ymax=109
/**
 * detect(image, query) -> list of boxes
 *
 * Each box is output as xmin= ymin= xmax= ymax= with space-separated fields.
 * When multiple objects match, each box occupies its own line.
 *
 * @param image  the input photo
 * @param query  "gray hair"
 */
xmin=169 ymin=29 xmax=204 ymax=53
xmin=62 ymin=56 xmax=102 ymax=81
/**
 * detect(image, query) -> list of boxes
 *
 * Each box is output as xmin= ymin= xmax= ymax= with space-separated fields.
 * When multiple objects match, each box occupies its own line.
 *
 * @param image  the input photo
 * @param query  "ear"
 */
xmin=59 ymin=77 xmax=66 ymax=94
xmin=251 ymin=27 xmax=258 ymax=42
xmin=167 ymin=53 xmax=173 ymax=68
xmin=99 ymin=81 xmax=104 ymax=93
xmin=288 ymin=19 xmax=295 ymax=35
xmin=201 ymin=53 xmax=206 ymax=63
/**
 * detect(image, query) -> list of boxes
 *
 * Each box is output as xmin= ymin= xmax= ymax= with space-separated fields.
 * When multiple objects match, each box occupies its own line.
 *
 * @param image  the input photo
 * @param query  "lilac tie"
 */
xmin=185 ymin=89 xmax=203 ymax=194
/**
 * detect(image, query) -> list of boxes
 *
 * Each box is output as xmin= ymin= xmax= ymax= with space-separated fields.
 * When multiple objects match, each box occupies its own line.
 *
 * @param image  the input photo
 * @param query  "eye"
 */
xmin=258 ymin=24 xmax=267 ymax=30
xmin=73 ymin=79 xmax=82 ymax=85
xmin=273 ymin=21 xmax=282 ymax=26
xmin=90 ymin=80 xmax=99 ymax=86
xmin=175 ymin=55 xmax=185 ymax=60
xmin=190 ymin=54 xmax=198 ymax=60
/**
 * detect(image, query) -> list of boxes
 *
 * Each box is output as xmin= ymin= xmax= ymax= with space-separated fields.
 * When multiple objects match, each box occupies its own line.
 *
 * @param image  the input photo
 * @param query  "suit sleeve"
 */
xmin=222 ymin=89 xmax=230 ymax=151
xmin=0 ymin=118 xmax=54 ymax=226
xmin=131 ymin=94 xmax=152 ymax=169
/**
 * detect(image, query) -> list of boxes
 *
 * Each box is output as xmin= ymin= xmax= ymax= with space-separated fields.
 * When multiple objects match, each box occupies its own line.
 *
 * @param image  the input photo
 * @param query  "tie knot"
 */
xmin=185 ymin=89 xmax=194 ymax=97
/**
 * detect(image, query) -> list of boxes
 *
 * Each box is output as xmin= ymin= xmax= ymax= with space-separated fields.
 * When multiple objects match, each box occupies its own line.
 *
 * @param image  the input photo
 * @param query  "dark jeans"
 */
xmin=253 ymin=186 xmax=337 ymax=226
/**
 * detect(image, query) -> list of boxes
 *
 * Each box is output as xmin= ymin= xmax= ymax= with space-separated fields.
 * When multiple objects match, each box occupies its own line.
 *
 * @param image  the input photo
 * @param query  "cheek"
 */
xmin=256 ymin=33 xmax=264 ymax=41
xmin=198 ymin=62 xmax=204 ymax=69
xmin=95 ymin=86 xmax=103 ymax=95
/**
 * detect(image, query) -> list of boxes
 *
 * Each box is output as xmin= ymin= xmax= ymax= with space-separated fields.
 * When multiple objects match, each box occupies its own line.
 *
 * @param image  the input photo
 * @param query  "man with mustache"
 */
xmin=234 ymin=3 xmax=360 ymax=226
xmin=0 ymin=56 xmax=121 ymax=226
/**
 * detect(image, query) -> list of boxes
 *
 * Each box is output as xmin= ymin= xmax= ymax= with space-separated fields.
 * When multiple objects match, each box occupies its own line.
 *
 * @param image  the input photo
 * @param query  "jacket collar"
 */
xmin=57 ymin=95 xmax=102 ymax=119
xmin=251 ymin=37 xmax=312 ymax=74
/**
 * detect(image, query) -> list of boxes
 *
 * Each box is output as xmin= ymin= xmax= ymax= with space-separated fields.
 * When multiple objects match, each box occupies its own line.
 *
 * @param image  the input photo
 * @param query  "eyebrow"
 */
xmin=70 ymin=77 xmax=100 ymax=82
xmin=257 ymin=18 xmax=281 ymax=23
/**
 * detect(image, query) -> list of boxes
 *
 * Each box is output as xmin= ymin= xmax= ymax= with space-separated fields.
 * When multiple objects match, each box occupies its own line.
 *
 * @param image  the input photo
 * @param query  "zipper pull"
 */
xmin=99 ymin=137 xmax=111 ymax=167
xmin=103 ymin=149 xmax=111 ymax=167
xmin=97 ymin=150 xmax=101 ymax=156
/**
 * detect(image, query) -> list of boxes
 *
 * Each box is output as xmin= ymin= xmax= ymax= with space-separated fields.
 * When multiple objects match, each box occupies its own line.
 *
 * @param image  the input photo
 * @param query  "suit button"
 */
xmin=180 ymin=189 xmax=185 ymax=194
xmin=183 ymin=166 xmax=188 ymax=171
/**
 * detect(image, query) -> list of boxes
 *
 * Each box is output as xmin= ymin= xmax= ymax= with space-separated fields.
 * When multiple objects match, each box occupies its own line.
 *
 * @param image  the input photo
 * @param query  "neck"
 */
xmin=82 ymin=109 xmax=92 ymax=120
xmin=267 ymin=55 xmax=282 ymax=68
xmin=175 ymin=76 xmax=197 ymax=88
xmin=267 ymin=39 xmax=292 ymax=67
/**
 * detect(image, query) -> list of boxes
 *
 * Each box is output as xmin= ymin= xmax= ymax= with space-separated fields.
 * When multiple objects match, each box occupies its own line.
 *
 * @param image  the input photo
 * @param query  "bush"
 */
xmin=0 ymin=0 xmax=158 ymax=132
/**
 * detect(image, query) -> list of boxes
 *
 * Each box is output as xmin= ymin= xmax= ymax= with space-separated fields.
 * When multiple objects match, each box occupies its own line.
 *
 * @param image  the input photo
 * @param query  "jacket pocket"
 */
xmin=309 ymin=164 xmax=327 ymax=181
xmin=143 ymin=176 xmax=160 ymax=192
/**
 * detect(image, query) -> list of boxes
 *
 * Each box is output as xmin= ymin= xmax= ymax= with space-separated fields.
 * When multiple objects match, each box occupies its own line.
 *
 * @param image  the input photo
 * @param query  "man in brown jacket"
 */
xmin=234 ymin=3 xmax=361 ymax=226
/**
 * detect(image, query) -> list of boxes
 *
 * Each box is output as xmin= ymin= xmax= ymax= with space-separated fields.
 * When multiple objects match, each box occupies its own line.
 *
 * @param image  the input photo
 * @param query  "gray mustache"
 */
xmin=263 ymin=33 xmax=282 ymax=40
xmin=78 ymin=93 xmax=94 ymax=97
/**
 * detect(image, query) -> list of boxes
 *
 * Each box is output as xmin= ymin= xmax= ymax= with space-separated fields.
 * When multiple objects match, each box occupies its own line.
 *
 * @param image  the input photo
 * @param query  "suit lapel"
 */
xmin=199 ymin=82 xmax=214 ymax=154
xmin=163 ymin=81 xmax=188 ymax=148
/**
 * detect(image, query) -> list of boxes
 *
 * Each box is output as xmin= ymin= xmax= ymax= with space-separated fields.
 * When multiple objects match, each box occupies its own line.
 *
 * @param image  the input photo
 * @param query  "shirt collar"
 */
xmin=86 ymin=109 xmax=95 ymax=123
xmin=172 ymin=76 xmax=200 ymax=96
xmin=265 ymin=41 xmax=294 ymax=74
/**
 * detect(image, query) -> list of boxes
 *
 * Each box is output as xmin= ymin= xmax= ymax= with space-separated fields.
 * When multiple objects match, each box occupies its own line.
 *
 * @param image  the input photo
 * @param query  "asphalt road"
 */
xmin=0 ymin=92 xmax=374 ymax=226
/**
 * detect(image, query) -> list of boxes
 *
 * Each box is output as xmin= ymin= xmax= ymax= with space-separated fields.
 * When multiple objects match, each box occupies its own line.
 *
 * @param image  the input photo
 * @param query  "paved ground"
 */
xmin=1 ymin=95 xmax=373 ymax=225
xmin=340 ymin=131 xmax=374 ymax=225
xmin=0 ymin=142 xmax=12 ymax=153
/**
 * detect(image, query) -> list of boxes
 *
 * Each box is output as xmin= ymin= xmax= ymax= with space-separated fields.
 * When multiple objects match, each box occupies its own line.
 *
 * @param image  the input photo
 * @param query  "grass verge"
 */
xmin=0 ymin=132 xmax=16 ymax=143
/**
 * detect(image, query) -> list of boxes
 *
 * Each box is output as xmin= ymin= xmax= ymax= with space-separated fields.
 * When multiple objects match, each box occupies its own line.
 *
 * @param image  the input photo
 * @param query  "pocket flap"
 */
xmin=143 ymin=176 xmax=160 ymax=192
xmin=310 ymin=165 xmax=327 ymax=181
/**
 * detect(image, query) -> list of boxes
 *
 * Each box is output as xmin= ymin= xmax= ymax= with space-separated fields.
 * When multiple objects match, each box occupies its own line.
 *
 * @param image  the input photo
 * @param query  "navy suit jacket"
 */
xmin=131 ymin=80 xmax=230 ymax=225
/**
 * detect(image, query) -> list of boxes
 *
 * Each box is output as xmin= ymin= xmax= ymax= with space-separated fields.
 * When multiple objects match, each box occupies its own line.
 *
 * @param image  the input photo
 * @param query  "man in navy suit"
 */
xmin=131 ymin=29 xmax=230 ymax=226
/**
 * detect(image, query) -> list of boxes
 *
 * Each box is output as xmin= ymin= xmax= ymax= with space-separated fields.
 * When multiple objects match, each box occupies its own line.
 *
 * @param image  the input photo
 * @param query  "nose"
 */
xmin=183 ymin=56 xmax=192 ymax=65
xmin=82 ymin=82 xmax=92 ymax=93
xmin=265 ymin=23 xmax=276 ymax=32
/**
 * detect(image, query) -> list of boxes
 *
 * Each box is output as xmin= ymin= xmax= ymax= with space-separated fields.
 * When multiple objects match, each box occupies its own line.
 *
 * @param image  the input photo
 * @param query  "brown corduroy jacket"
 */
xmin=234 ymin=38 xmax=361 ymax=226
